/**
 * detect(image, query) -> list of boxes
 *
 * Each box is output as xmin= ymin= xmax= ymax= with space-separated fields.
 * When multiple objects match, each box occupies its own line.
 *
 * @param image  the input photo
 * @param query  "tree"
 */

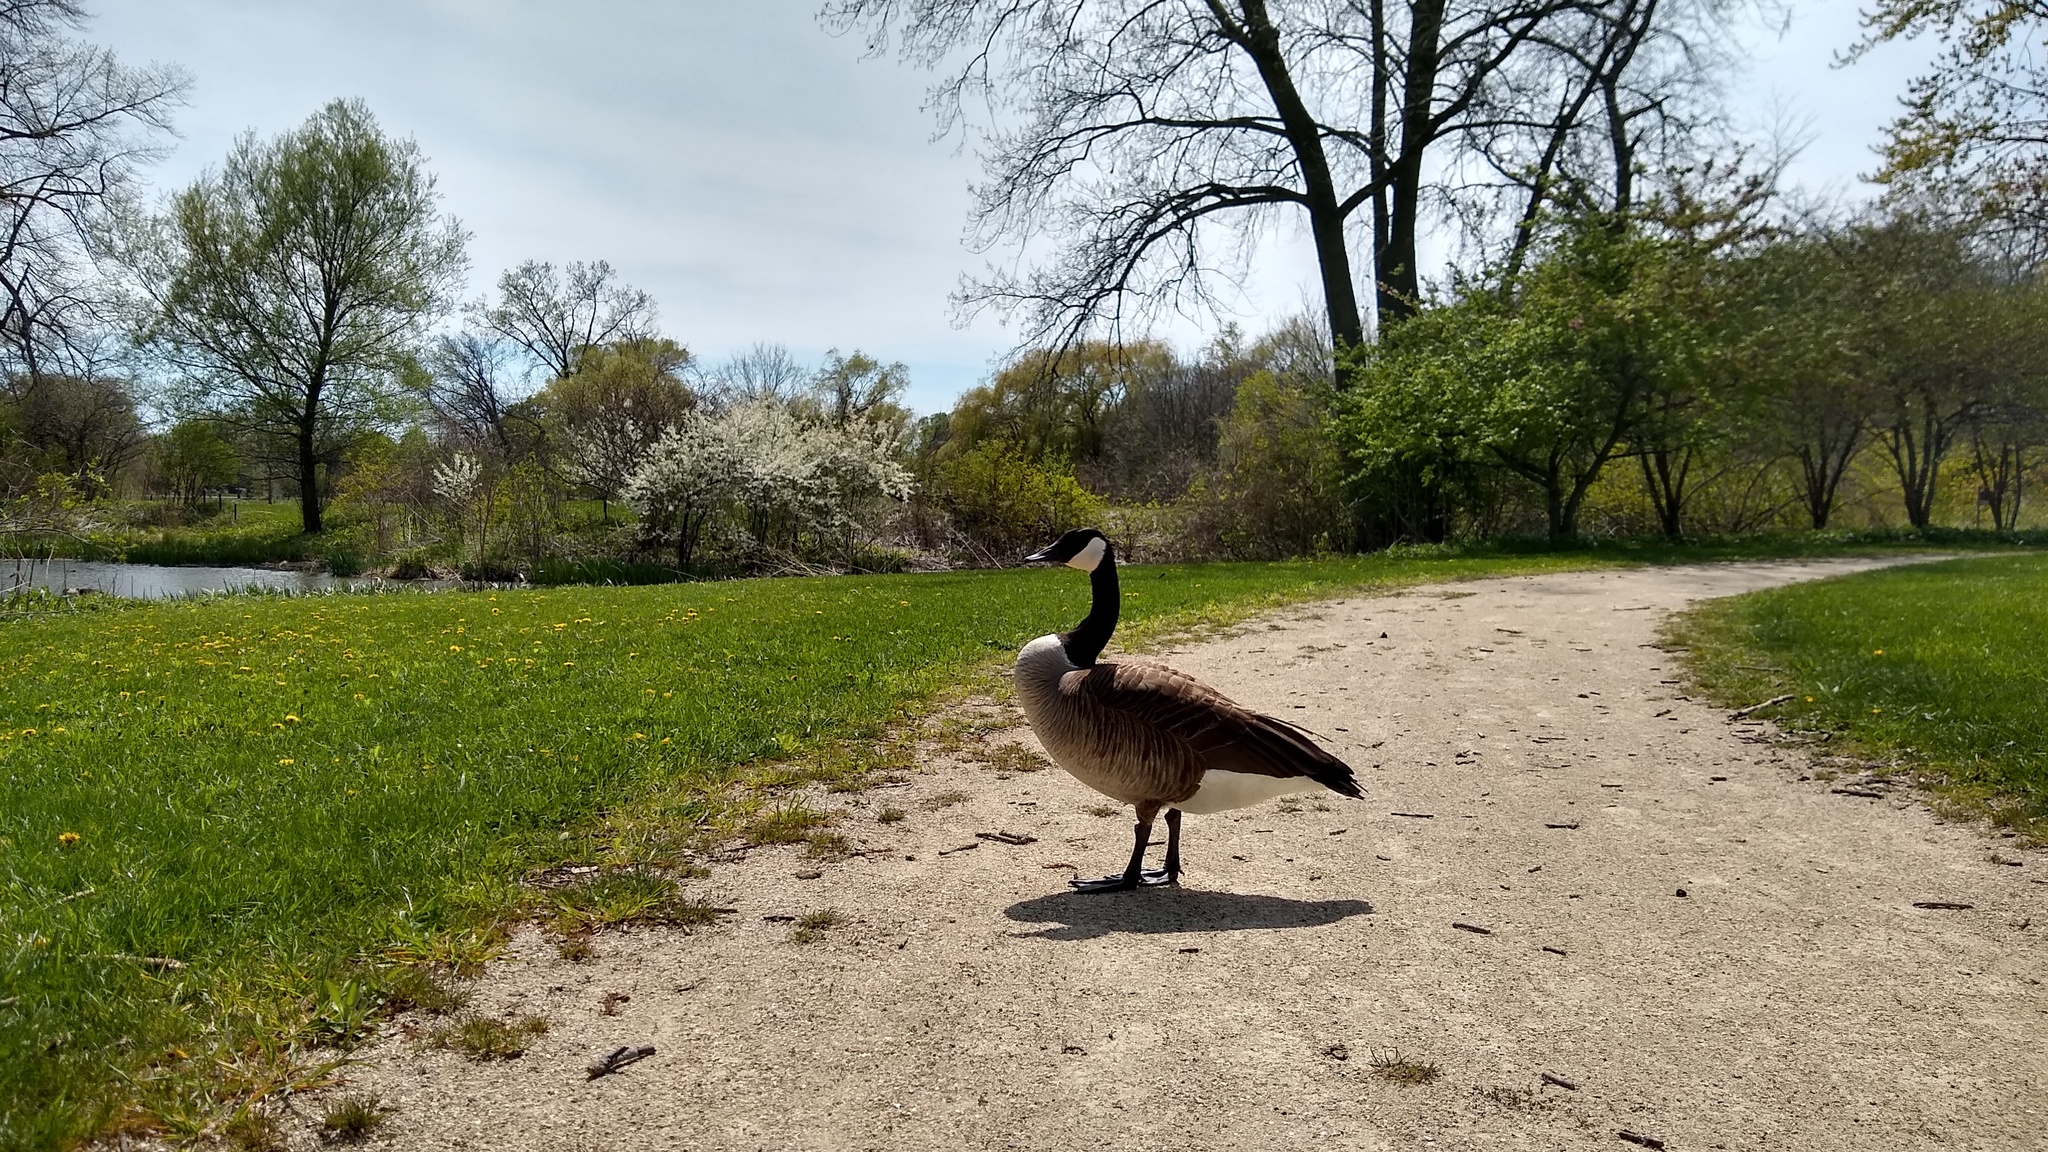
xmin=825 ymin=0 xmax=1738 ymax=355
xmin=0 ymin=366 xmax=142 ymax=486
xmin=0 ymin=1 xmax=185 ymax=384
xmin=1186 ymin=368 xmax=1348 ymax=558
xmin=478 ymin=259 xmax=656 ymax=382
xmin=948 ymin=341 xmax=1173 ymax=464
xmin=540 ymin=336 xmax=694 ymax=520
xmin=157 ymin=418 xmax=237 ymax=505
xmin=623 ymin=412 xmax=735 ymax=569
xmin=1854 ymin=1 xmax=2048 ymax=247
xmin=698 ymin=341 xmax=811 ymax=408
xmin=809 ymin=349 xmax=910 ymax=430
xmin=426 ymin=330 xmax=519 ymax=454
xmin=131 ymin=98 xmax=467 ymax=533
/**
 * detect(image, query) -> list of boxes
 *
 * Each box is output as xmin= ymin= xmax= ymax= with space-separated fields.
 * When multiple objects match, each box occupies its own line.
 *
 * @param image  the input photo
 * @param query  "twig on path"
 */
xmin=1541 ymin=946 xmax=1567 ymax=957
xmin=1832 ymin=788 xmax=1885 ymax=799
xmin=1451 ymin=922 xmax=1492 ymax=935
xmin=976 ymin=831 xmax=1037 ymax=846
xmin=1391 ymin=811 xmax=1435 ymax=819
xmin=1912 ymin=901 xmax=1973 ymax=910
xmin=1728 ymin=695 xmax=1794 ymax=721
xmin=1617 ymin=1132 xmax=1666 ymax=1150
xmin=1540 ymin=1072 xmax=1578 ymax=1091
xmin=1545 ymin=821 xmax=1580 ymax=830
xmin=939 ymin=842 xmax=979 ymax=856
xmin=586 ymin=1044 xmax=655 ymax=1080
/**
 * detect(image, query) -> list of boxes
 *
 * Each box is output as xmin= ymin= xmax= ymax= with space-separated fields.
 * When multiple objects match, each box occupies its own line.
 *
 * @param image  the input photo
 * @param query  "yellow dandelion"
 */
xmin=1872 ymin=648 xmax=1884 ymax=656
xmin=354 ymin=693 xmax=365 ymax=700
xmin=630 ymin=732 xmax=646 ymax=740
xmin=57 ymin=831 xmax=79 ymax=845
xmin=450 ymin=644 xmax=463 ymax=653
xmin=660 ymin=737 xmax=671 ymax=745
xmin=51 ymin=727 xmax=64 ymax=734
xmin=20 ymin=728 xmax=35 ymax=737
xmin=1805 ymin=695 xmax=1815 ymax=702
xmin=1870 ymin=708 xmax=1883 ymax=715
xmin=563 ymin=661 xmax=575 ymax=667
xmin=284 ymin=715 xmax=300 ymax=723
xmin=278 ymin=758 xmax=295 ymax=765
xmin=662 ymin=691 xmax=673 ymax=698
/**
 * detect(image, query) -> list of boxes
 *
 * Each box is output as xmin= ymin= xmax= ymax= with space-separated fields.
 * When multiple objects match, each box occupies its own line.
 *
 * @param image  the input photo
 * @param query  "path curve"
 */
xmin=341 ymin=558 xmax=2046 ymax=1152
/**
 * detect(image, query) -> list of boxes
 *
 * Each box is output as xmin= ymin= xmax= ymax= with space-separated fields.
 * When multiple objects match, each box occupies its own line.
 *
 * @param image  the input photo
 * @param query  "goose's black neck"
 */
xmin=1060 ymin=545 xmax=1119 ymax=666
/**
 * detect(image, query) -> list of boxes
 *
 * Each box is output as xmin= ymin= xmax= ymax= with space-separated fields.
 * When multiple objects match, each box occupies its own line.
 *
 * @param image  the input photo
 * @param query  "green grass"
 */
xmin=0 ymin=534 xmax=2037 ymax=1148
xmin=1669 ymin=553 xmax=2048 ymax=836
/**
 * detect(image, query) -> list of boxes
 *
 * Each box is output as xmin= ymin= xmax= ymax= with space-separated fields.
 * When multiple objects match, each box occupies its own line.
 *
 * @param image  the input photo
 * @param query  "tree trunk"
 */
xmin=1237 ymin=0 xmax=1367 ymax=354
xmin=297 ymin=416 xmax=323 ymax=535
xmin=1640 ymin=445 xmax=1692 ymax=539
xmin=1375 ymin=0 xmax=1446 ymax=327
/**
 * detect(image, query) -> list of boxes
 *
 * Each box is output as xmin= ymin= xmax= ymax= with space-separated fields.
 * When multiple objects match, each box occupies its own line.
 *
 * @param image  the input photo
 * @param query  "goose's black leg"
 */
xmin=1070 ymin=803 xmax=1158 ymax=893
xmin=1141 ymin=808 xmax=1182 ymax=886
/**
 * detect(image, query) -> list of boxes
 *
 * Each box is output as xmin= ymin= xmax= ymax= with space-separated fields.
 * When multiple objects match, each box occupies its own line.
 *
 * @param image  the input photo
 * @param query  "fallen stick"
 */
xmin=1391 ymin=811 xmax=1435 ymax=819
xmin=586 ymin=1044 xmax=656 ymax=1080
xmin=1545 ymin=822 xmax=1580 ymax=830
xmin=1451 ymin=922 xmax=1492 ymax=935
xmin=1541 ymin=946 xmax=1567 ymax=957
xmin=938 ymin=843 xmax=979 ymax=856
xmin=1540 ymin=1072 xmax=1578 ymax=1091
xmin=1912 ymin=901 xmax=1973 ymax=910
xmin=1617 ymin=1132 xmax=1666 ymax=1150
xmin=1832 ymin=788 xmax=1885 ymax=799
xmin=975 ymin=831 xmax=1037 ymax=846
xmin=1728 ymin=695 xmax=1794 ymax=721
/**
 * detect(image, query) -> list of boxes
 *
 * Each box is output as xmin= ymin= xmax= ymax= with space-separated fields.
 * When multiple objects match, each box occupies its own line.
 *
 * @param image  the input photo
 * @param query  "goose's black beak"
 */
xmin=1023 ymin=545 xmax=1056 ymax=563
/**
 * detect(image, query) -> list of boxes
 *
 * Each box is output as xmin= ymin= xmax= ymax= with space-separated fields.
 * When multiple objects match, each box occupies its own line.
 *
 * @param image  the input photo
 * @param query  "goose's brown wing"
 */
xmin=1060 ymin=660 xmax=1361 ymax=797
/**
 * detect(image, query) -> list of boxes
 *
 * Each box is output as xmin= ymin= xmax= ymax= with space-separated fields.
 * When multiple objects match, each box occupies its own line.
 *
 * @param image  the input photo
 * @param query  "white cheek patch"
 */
xmin=1065 ymin=536 xmax=1108 ymax=571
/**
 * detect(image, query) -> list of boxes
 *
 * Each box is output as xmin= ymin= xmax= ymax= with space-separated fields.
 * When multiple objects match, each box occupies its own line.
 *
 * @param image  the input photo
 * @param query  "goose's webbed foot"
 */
xmin=1068 ymin=872 xmax=1141 ymax=893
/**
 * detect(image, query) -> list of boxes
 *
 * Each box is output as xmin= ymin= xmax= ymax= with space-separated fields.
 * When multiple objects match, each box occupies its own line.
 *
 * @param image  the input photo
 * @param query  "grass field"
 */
xmin=1 ymin=536 xmax=2036 ymax=1148
xmin=1670 ymin=553 xmax=2048 ymax=836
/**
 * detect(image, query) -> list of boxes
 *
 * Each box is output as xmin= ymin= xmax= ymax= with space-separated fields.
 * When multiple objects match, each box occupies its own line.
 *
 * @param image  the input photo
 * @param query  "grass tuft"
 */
xmin=875 ymin=807 xmax=906 ymax=824
xmin=1368 ymin=1050 xmax=1441 ymax=1085
xmin=379 ymin=966 xmax=471 ymax=1017
xmin=790 ymin=909 xmax=844 ymax=944
xmin=427 ymin=1013 xmax=549 ymax=1061
xmin=318 ymin=1092 xmax=387 ymax=1141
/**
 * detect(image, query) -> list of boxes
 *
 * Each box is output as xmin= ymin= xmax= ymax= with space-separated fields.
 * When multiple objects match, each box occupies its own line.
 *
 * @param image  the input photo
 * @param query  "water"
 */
xmin=1 ymin=558 xmax=382 ymax=600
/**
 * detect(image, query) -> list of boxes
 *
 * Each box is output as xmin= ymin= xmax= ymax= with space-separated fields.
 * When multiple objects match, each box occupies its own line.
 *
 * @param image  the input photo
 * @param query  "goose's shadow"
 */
xmin=1004 ymin=888 xmax=1374 ymax=941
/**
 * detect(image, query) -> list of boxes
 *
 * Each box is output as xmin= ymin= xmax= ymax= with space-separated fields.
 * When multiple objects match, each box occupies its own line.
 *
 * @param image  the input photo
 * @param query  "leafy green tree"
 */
xmin=1854 ymin=1 xmax=2048 ymax=243
xmin=157 ymin=419 xmax=238 ymax=505
xmin=130 ymin=98 xmax=468 ymax=533
xmin=1186 ymin=370 xmax=1347 ymax=558
xmin=538 ymin=336 xmax=694 ymax=520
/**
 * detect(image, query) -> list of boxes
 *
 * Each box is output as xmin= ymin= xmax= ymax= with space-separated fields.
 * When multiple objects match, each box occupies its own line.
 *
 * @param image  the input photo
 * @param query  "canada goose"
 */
xmin=1016 ymin=528 xmax=1362 ymax=892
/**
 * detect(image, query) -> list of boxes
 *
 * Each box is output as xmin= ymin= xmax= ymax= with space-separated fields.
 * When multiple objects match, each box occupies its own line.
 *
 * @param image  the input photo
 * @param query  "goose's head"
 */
xmin=1024 ymin=528 xmax=1111 ymax=572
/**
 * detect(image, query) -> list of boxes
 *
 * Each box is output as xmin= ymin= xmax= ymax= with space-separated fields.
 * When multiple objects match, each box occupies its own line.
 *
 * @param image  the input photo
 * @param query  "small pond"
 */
xmin=2 ymin=559 xmax=389 ymax=600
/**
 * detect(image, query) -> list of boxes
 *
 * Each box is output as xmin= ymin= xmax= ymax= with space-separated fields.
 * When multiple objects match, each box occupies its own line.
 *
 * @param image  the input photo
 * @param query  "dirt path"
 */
xmin=339 ymin=559 xmax=2046 ymax=1152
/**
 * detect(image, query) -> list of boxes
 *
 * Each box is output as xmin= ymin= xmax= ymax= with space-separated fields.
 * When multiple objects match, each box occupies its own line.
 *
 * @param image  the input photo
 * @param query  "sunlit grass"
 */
xmin=1670 ymin=553 xmax=2048 ymax=836
xmin=0 ymin=535 xmax=2032 ymax=1146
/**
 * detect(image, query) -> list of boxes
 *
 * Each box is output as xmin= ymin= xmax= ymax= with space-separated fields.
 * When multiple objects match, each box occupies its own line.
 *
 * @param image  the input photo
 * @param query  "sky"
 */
xmin=88 ymin=1 xmax=1939 ymax=417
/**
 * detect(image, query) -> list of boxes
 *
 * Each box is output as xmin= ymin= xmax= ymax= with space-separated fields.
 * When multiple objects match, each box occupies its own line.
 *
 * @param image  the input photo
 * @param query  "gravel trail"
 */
xmin=338 ymin=558 xmax=2046 ymax=1152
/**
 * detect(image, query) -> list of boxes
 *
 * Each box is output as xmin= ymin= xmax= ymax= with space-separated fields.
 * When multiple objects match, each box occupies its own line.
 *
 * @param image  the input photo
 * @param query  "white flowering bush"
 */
xmin=623 ymin=400 xmax=912 ymax=570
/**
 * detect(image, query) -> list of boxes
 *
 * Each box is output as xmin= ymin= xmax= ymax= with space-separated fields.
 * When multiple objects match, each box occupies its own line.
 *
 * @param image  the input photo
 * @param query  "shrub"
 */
xmin=933 ymin=441 xmax=1104 ymax=561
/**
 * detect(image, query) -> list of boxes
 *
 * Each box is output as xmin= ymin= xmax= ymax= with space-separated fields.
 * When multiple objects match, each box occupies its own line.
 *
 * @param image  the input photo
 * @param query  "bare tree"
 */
xmin=824 ymin=0 xmax=1739 ymax=359
xmin=697 ymin=341 xmax=812 ymax=409
xmin=427 ymin=330 xmax=518 ymax=452
xmin=477 ymin=259 xmax=657 ymax=382
xmin=0 ymin=0 xmax=185 ymax=384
